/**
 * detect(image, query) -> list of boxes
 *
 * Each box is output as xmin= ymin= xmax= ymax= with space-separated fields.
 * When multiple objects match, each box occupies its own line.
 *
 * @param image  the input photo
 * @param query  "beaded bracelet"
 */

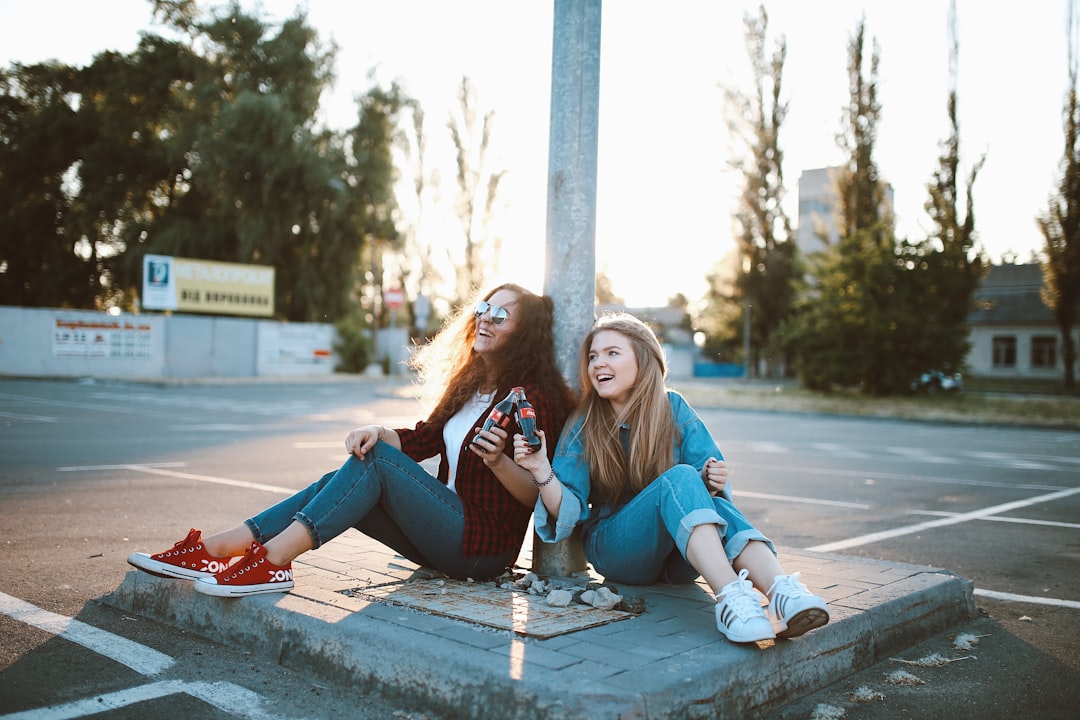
xmin=534 ymin=468 xmax=555 ymax=488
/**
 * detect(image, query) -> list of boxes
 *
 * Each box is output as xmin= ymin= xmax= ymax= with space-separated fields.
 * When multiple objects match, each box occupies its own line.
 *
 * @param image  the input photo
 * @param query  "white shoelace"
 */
xmin=716 ymin=569 xmax=762 ymax=621
xmin=767 ymin=572 xmax=808 ymax=600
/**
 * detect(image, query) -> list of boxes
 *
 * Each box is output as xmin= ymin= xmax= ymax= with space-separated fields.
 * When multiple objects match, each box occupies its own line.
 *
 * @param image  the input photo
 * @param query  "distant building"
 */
xmin=966 ymin=263 xmax=1075 ymax=379
xmin=796 ymin=166 xmax=894 ymax=256
xmin=796 ymin=167 xmax=840 ymax=256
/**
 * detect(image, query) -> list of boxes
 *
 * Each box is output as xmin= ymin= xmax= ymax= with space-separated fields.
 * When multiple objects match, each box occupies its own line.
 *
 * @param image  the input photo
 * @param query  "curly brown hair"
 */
xmin=411 ymin=283 xmax=577 ymax=425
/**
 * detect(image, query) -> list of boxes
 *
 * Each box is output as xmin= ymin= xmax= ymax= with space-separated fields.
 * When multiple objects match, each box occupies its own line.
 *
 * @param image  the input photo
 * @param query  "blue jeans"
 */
xmin=583 ymin=464 xmax=775 ymax=585
xmin=245 ymin=442 xmax=517 ymax=580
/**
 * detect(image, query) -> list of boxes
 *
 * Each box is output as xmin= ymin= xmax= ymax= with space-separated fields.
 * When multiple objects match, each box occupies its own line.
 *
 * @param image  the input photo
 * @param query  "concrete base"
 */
xmin=104 ymin=530 xmax=976 ymax=720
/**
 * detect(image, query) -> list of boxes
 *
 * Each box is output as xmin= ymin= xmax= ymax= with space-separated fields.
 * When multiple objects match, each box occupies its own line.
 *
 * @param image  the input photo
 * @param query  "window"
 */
xmin=1031 ymin=336 xmax=1057 ymax=369
xmin=992 ymin=336 xmax=1017 ymax=368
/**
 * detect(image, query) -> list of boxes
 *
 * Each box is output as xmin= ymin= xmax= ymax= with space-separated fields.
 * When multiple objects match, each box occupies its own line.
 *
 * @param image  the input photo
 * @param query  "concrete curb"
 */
xmin=103 ymin=543 xmax=976 ymax=719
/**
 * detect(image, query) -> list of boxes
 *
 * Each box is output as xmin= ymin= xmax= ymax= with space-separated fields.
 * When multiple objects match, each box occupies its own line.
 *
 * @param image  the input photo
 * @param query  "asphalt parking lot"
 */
xmin=1 ymin=376 xmax=1077 ymax=718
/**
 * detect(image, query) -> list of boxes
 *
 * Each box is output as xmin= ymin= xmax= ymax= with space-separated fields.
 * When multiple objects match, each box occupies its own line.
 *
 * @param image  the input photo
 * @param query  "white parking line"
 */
xmin=750 ymin=462 xmax=1068 ymax=491
xmin=169 ymin=424 xmax=272 ymax=432
xmin=0 ymin=411 xmax=58 ymax=422
xmin=805 ymin=485 xmax=1080 ymax=553
xmin=0 ymin=393 xmax=163 ymax=417
xmin=965 ymin=451 xmax=1059 ymax=471
xmin=735 ymin=490 xmax=871 ymax=510
xmin=911 ymin=510 xmax=1080 ymax=530
xmin=811 ymin=442 xmax=870 ymax=459
xmin=974 ymin=588 xmax=1080 ymax=610
xmin=885 ymin=446 xmax=959 ymax=464
xmin=0 ymin=680 xmax=288 ymax=720
xmin=0 ymin=594 xmax=290 ymax=720
xmin=0 ymin=592 xmax=173 ymax=675
xmin=113 ymin=466 xmax=297 ymax=495
xmin=57 ymin=463 xmax=187 ymax=471
xmin=743 ymin=441 xmax=790 ymax=454
xmin=57 ymin=464 xmax=295 ymax=495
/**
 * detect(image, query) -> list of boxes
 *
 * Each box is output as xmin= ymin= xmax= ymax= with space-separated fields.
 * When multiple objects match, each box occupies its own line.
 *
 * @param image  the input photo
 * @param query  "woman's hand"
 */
xmin=345 ymin=425 xmax=384 ymax=459
xmin=702 ymin=457 xmax=729 ymax=496
xmin=513 ymin=429 xmax=549 ymax=476
xmin=469 ymin=425 xmax=510 ymax=467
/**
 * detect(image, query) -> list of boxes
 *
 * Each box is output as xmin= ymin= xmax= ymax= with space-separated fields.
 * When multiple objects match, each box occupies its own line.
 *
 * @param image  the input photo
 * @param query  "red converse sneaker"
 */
xmin=193 ymin=541 xmax=294 ymax=597
xmin=127 ymin=528 xmax=234 ymax=581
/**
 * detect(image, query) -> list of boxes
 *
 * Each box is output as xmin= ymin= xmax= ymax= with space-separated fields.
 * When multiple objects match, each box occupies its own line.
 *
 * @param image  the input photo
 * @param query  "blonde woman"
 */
xmin=514 ymin=313 xmax=828 ymax=643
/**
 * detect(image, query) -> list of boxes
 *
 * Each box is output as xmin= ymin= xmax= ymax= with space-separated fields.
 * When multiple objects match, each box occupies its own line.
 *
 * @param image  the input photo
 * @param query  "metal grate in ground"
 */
xmin=339 ymin=578 xmax=635 ymax=639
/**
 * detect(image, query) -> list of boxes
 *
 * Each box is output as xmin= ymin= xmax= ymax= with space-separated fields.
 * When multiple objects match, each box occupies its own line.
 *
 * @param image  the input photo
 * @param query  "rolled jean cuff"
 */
xmin=724 ymin=528 xmax=776 ymax=564
xmin=244 ymin=511 xmax=321 ymax=549
xmin=676 ymin=507 xmax=726 ymax=556
xmin=243 ymin=518 xmax=264 ymax=544
xmin=292 ymin=512 xmax=321 ymax=549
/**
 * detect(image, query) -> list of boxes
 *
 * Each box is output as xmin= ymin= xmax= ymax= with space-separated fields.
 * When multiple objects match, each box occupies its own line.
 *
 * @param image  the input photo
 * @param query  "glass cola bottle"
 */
xmin=472 ymin=389 xmax=518 ymax=447
xmin=513 ymin=387 xmax=542 ymax=452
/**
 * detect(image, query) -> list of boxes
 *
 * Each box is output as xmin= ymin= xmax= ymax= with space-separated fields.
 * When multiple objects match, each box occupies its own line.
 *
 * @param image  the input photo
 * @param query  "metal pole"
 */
xmin=535 ymin=0 xmax=601 ymax=577
xmin=743 ymin=300 xmax=751 ymax=380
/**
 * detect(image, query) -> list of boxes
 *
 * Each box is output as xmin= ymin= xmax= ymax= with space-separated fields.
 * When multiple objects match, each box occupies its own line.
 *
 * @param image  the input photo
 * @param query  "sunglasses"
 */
xmin=474 ymin=300 xmax=511 ymax=326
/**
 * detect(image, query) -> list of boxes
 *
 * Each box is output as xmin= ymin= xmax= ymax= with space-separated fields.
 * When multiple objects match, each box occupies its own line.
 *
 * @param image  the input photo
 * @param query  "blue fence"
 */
xmin=693 ymin=362 xmax=744 ymax=378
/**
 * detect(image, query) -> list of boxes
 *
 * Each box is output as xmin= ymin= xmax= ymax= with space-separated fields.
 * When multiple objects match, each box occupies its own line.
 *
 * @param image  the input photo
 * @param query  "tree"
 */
xmin=719 ymin=4 xmax=799 ymax=378
xmin=834 ymin=18 xmax=887 ymax=240
xmin=447 ymin=76 xmax=505 ymax=303
xmin=1 ymin=1 xmax=407 ymax=324
xmin=142 ymin=5 xmax=353 ymax=321
xmin=783 ymin=17 xmax=905 ymax=395
xmin=595 ymin=267 xmax=623 ymax=305
xmin=71 ymin=36 xmax=202 ymax=309
xmin=0 ymin=62 xmax=86 ymax=307
xmin=785 ymin=11 xmax=987 ymax=396
xmin=698 ymin=252 xmax=743 ymax=363
xmin=1038 ymin=0 xmax=1080 ymax=390
xmin=905 ymin=0 xmax=986 ymax=379
xmin=397 ymin=96 xmax=444 ymax=333
xmin=341 ymin=81 xmax=412 ymax=326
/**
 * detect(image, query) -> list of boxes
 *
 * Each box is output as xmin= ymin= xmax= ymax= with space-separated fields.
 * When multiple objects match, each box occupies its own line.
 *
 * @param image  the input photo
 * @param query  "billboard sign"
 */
xmin=142 ymin=254 xmax=274 ymax=317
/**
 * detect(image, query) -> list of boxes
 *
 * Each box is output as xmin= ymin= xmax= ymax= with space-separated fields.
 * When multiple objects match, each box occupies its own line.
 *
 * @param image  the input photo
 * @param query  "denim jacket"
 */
xmin=535 ymin=390 xmax=731 ymax=544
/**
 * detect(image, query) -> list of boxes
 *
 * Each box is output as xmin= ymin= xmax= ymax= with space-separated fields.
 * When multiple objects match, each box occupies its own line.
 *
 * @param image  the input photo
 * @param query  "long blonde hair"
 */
xmin=573 ymin=313 xmax=677 ymax=503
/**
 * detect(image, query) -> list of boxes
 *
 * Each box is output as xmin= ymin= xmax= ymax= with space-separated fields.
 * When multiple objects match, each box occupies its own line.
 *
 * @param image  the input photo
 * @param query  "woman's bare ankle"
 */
xmin=201 ymin=527 xmax=253 ymax=559
xmin=263 ymin=548 xmax=295 ymax=567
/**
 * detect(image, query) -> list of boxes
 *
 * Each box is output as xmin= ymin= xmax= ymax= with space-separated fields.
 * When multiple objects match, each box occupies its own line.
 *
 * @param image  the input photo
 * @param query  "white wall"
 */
xmin=0 ymin=307 xmax=337 ymax=380
xmin=967 ymin=324 xmax=1078 ymax=378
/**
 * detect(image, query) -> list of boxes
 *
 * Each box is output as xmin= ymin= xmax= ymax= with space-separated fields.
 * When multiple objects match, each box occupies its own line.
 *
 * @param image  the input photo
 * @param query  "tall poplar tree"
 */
xmin=783 ymin=17 xmax=905 ymax=394
xmin=785 ymin=9 xmax=987 ymax=395
xmin=1037 ymin=0 xmax=1080 ymax=389
xmin=906 ymin=0 xmax=986 ymax=380
xmin=720 ymin=5 xmax=799 ymax=378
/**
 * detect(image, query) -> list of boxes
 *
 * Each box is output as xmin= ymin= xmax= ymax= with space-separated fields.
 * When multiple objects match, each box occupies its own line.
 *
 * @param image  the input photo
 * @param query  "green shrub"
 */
xmin=333 ymin=313 xmax=372 ymax=373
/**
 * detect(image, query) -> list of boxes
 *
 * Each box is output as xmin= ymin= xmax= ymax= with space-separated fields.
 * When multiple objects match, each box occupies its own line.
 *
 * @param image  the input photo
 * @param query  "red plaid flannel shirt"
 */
xmin=396 ymin=379 xmax=566 ymax=558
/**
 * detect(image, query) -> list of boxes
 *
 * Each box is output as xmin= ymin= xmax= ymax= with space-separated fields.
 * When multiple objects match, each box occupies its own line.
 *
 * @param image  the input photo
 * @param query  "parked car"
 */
xmin=911 ymin=371 xmax=963 ymax=394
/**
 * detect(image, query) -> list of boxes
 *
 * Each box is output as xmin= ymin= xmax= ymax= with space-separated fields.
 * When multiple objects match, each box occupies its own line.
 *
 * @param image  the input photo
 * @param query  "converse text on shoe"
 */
xmin=193 ymin=541 xmax=294 ymax=598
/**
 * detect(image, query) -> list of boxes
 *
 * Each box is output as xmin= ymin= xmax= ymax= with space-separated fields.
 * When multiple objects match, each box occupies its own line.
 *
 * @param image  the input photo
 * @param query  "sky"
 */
xmin=0 ymin=0 xmax=1071 ymax=307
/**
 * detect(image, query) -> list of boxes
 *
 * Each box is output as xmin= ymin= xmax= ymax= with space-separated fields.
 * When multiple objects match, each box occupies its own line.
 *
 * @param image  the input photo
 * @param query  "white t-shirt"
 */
xmin=443 ymin=391 xmax=494 ymax=492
